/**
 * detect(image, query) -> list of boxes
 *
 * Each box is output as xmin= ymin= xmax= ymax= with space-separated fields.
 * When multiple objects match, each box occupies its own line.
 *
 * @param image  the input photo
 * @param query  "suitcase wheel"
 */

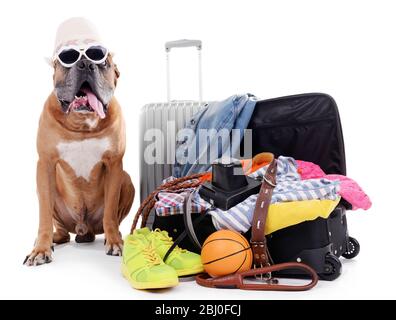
xmin=319 ymin=254 xmax=342 ymax=281
xmin=342 ymin=236 xmax=360 ymax=259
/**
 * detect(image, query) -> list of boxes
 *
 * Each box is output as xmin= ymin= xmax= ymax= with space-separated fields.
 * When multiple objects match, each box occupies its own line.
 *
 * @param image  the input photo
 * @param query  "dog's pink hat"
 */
xmin=52 ymin=17 xmax=105 ymax=58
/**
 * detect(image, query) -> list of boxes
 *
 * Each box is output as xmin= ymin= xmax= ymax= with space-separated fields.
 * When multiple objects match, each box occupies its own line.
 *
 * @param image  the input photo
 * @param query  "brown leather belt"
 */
xmin=196 ymin=157 xmax=319 ymax=291
xmin=250 ymin=158 xmax=277 ymax=269
xmin=196 ymin=262 xmax=318 ymax=291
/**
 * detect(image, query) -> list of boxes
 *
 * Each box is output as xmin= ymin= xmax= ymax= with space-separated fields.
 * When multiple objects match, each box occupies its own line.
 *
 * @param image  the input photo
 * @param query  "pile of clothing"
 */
xmin=154 ymin=154 xmax=371 ymax=235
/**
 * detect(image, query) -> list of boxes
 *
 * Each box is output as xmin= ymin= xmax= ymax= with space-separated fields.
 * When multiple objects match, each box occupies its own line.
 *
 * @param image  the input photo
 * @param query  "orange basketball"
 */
xmin=201 ymin=230 xmax=253 ymax=277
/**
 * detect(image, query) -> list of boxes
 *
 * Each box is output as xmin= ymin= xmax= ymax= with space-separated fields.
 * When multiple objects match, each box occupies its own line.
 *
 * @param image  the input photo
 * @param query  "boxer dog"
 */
xmin=24 ymin=29 xmax=134 ymax=266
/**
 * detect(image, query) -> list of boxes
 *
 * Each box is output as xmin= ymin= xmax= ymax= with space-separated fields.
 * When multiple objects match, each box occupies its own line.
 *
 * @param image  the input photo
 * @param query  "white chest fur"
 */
xmin=57 ymin=137 xmax=111 ymax=181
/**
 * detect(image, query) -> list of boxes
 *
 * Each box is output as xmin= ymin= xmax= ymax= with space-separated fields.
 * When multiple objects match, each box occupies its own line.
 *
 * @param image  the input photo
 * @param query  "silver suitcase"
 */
xmin=139 ymin=40 xmax=211 ymax=226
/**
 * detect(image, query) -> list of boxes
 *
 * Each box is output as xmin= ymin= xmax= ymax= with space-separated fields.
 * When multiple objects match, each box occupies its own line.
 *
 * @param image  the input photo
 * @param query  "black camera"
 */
xmin=198 ymin=158 xmax=262 ymax=210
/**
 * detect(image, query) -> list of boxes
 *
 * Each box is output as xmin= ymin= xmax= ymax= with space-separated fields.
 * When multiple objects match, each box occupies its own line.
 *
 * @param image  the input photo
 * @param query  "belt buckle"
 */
xmin=253 ymin=262 xmax=277 ymax=284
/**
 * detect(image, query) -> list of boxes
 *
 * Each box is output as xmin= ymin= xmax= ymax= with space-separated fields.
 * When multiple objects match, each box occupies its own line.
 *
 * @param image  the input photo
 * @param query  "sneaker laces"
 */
xmin=142 ymin=243 xmax=162 ymax=266
xmin=153 ymin=229 xmax=186 ymax=254
xmin=128 ymin=238 xmax=162 ymax=266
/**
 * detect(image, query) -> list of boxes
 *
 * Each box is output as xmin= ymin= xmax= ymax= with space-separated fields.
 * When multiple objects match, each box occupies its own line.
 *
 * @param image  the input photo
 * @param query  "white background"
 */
xmin=0 ymin=0 xmax=395 ymax=300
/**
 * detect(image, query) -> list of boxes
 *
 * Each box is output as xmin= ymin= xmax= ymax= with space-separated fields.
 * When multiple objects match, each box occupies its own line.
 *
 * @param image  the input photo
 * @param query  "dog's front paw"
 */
xmin=104 ymin=234 xmax=123 ymax=256
xmin=24 ymin=245 xmax=53 ymax=266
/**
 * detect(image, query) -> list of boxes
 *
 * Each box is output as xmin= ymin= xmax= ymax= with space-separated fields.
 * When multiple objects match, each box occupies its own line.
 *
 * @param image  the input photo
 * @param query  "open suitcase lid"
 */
xmin=245 ymin=93 xmax=346 ymax=175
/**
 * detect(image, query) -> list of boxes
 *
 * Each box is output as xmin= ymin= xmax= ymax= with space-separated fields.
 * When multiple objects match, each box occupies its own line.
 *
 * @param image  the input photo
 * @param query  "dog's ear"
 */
xmin=108 ymin=53 xmax=120 ymax=86
xmin=114 ymin=63 xmax=120 ymax=79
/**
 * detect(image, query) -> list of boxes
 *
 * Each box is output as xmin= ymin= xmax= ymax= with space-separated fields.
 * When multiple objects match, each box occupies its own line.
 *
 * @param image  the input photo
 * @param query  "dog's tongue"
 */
xmin=81 ymin=88 xmax=106 ymax=119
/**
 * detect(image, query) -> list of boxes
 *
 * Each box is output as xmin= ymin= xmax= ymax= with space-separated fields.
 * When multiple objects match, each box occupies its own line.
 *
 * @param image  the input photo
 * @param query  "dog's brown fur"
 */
xmin=25 ymin=56 xmax=134 ymax=266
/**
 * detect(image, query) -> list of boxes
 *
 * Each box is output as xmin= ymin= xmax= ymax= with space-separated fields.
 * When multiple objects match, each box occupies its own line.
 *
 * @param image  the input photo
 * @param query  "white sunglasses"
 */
xmin=54 ymin=44 xmax=109 ymax=68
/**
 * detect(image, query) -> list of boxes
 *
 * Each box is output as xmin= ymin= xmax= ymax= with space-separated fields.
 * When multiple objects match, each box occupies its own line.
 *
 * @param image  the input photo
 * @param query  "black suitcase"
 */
xmin=153 ymin=92 xmax=360 ymax=280
xmin=243 ymin=92 xmax=360 ymax=280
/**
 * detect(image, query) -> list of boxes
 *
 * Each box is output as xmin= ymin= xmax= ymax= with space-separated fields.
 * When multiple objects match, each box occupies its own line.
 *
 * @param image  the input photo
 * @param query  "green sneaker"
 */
xmin=136 ymin=228 xmax=204 ymax=277
xmin=121 ymin=233 xmax=178 ymax=290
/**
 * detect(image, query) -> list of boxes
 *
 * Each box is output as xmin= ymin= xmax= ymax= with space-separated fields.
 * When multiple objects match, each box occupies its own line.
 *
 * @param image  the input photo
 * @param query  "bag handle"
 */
xmin=183 ymin=190 xmax=204 ymax=250
xmin=165 ymin=39 xmax=203 ymax=104
xmin=165 ymin=39 xmax=202 ymax=51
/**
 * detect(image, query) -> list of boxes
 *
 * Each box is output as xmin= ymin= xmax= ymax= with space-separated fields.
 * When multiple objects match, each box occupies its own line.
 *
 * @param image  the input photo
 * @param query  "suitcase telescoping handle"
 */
xmin=165 ymin=39 xmax=203 ymax=104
